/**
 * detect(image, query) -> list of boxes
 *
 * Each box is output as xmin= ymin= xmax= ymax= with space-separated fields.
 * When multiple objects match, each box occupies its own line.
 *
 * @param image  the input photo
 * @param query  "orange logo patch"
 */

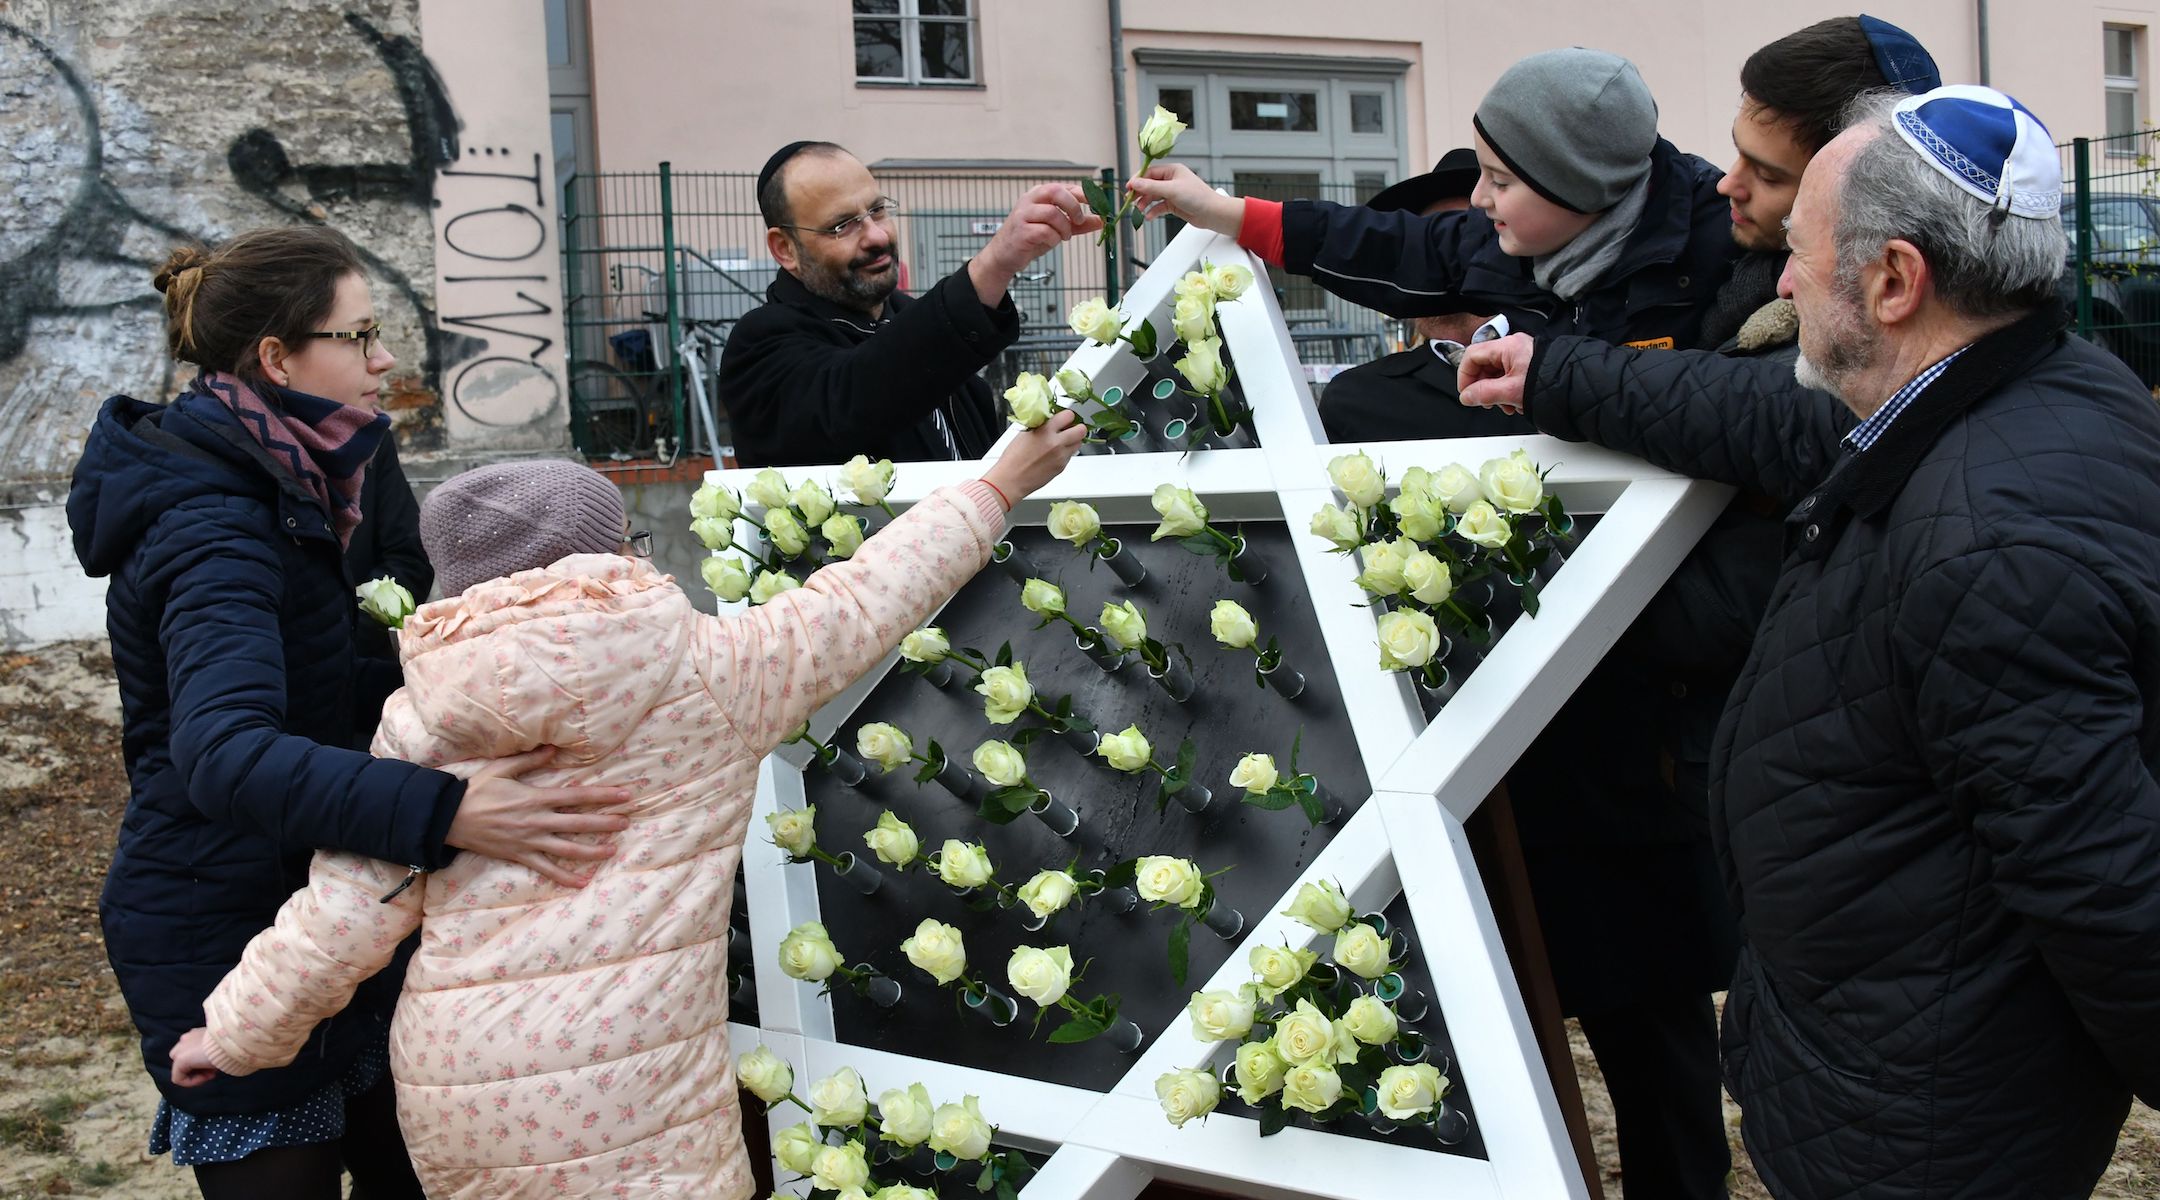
xmin=1624 ymin=336 xmax=1676 ymax=350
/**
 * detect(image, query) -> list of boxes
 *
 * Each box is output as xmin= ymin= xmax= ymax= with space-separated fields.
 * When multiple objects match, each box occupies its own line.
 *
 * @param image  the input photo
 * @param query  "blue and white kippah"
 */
xmin=1891 ymin=84 xmax=2061 ymax=220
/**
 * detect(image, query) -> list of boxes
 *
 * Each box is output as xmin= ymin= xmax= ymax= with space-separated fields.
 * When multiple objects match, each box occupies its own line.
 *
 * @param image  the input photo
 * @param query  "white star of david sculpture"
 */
xmin=707 ymin=220 xmax=1729 ymax=1200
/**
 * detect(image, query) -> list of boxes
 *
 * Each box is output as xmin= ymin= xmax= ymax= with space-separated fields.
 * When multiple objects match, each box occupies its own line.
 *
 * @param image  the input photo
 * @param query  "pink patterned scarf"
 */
xmin=202 ymin=371 xmax=388 ymax=547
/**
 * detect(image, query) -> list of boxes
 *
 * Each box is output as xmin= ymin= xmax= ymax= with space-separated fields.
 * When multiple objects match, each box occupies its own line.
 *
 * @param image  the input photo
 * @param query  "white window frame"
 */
xmin=853 ymin=0 xmax=979 ymax=87
xmin=2105 ymin=24 xmax=2143 ymax=154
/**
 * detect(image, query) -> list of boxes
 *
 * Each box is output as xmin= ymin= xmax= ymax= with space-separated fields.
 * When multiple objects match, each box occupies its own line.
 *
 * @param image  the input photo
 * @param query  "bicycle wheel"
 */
xmin=567 ymin=359 xmax=650 ymax=460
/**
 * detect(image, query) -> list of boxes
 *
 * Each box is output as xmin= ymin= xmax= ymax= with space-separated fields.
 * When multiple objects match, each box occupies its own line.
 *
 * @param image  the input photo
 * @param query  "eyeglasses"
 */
xmin=624 ymin=530 xmax=653 ymax=558
xmin=781 ymin=199 xmax=901 ymax=241
xmin=305 ymin=323 xmax=384 ymax=356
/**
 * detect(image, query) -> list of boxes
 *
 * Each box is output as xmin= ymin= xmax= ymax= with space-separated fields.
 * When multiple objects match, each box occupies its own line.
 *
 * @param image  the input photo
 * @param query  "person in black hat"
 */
xmin=718 ymin=142 xmax=1100 ymax=466
xmin=1314 ymin=147 xmax=1535 ymax=445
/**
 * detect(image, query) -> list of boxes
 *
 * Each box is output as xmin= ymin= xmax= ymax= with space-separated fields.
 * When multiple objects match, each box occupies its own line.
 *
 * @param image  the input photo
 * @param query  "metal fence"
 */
xmin=2062 ymin=129 xmax=2160 ymax=387
xmin=559 ymin=168 xmax=1403 ymax=459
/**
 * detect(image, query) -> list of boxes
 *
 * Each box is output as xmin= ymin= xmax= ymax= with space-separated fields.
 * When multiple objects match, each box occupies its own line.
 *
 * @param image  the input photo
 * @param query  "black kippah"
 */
xmin=757 ymin=141 xmax=818 ymax=205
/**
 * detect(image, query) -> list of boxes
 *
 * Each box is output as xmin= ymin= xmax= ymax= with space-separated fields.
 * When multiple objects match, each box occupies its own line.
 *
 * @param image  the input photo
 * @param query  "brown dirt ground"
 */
xmin=0 ymin=640 xmax=2152 ymax=1198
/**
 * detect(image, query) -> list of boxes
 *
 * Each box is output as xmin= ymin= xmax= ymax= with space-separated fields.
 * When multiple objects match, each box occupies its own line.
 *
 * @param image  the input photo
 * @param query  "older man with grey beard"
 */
xmin=1459 ymin=85 xmax=2160 ymax=1200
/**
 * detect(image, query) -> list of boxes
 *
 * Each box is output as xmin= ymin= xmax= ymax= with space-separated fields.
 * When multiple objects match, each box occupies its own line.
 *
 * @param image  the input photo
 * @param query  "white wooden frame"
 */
xmin=709 ymin=222 xmax=1730 ymax=1198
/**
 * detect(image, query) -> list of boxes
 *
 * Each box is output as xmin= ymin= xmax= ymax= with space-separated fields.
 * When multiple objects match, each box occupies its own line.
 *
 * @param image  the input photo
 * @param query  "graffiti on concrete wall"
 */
xmin=436 ymin=146 xmax=566 ymax=429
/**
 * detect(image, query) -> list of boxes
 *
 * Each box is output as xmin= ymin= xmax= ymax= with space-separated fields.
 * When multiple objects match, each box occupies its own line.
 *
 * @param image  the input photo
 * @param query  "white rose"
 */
xmin=791 ymin=479 xmax=835 ymax=526
xmin=1342 ymin=993 xmax=1399 ymax=1045
xmin=1149 ymin=484 xmax=1209 ymax=541
xmin=1171 ymin=294 xmax=1213 ymax=345
xmin=1229 ymin=752 xmax=1279 ymax=795
xmin=1392 ymin=490 xmax=1445 ymax=541
xmin=1333 ymin=921 xmax=1392 ymax=980
xmin=778 ymin=921 xmax=843 ymax=982
xmin=876 ymin=1082 xmax=936 ymax=1146
xmin=355 ymin=577 xmax=416 ymax=628
xmin=1281 ymin=879 xmax=1352 ymax=932
xmin=855 ymin=722 xmax=914 ymax=772
xmin=1233 ymin=1041 xmax=1288 ymax=1103
xmin=1248 ymin=942 xmax=1319 ymax=998
xmin=1096 ymin=725 xmax=1154 ymax=773
xmin=689 ymin=481 xmax=740 ymax=522
xmin=970 ymin=739 xmax=1029 ymax=788
xmin=1204 ymin=261 xmax=1253 ymax=302
xmin=745 ymin=468 xmax=791 ymax=510
xmin=1309 ymin=503 xmax=1363 ymax=551
xmin=1209 ymin=599 xmax=1258 ymax=649
xmin=689 ymin=515 xmax=734 ymax=551
xmin=766 ymin=806 xmax=817 ymax=858
xmin=1479 ymin=454 xmax=1544 ymax=514
xmin=900 ymin=918 xmax=968 ymax=985
xmin=898 ymin=627 xmax=950 ymax=663
xmin=1003 ymin=372 xmax=1055 ymax=429
xmin=1045 ymin=499 xmax=1101 ymax=545
xmin=1272 ymin=999 xmax=1339 ymax=1067
xmin=1375 ymin=1063 xmax=1446 ymax=1120
xmin=1173 ymin=270 xmax=1217 ymax=308
xmin=1154 ymin=1067 xmax=1220 ymax=1129
xmin=1174 ymin=336 xmax=1227 ymax=394
xmin=821 ymin=513 xmax=865 ymax=558
xmin=1355 ymin=538 xmax=1410 ymax=595
xmin=1186 ymin=987 xmax=1256 ymax=1041
xmin=808 ymin=1066 xmax=870 ymax=1126
xmin=773 ymin=1122 xmax=821 ymax=1175
xmin=763 ymin=508 xmax=809 ymax=557
xmin=1134 ymin=854 xmax=1204 ymax=908
xmin=1005 ymin=944 xmax=1074 ymax=1007
xmin=1376 ymin=608 xmax=1443 ymax=670
xmin=811 ymin=1141 xmax=870 ymax=1194
xmin=1016 ymin=869 xmax=1078 ymax=919
xmin=736 ymin=1045 xmax=793 ymax=1105
xmin=933 ymin=839 xmax=996 ymax=889
xmin=1137 ymin=103 xmax=1188 ymax=158
xmin=1403 ymin=549 xmax=1454 ymax=605
xmin=1280 ymin=1063 xmax=1344 ymax=1114
xmin=1454 ymin=500 xmax=1514 ymax=549
xmin=1327 ymin=451 xmax=1386 ymax=509
xmin=1068 ymin=296 xmax=1124 ymax=345
xmin=701 ymin=556 xmax=751 ymax=602
xmin=1054 ymin=366 xmax=1095 ymax=401
xmin=863 ymin=810 xmax=919 ymax=867
xmin=928 ymin=1095 xmax=992 ymax=1161
xmin=1099 ymin=600 xmax=1148 ymax=649
xmin=749 ymin=569 xmax=801 ymax=605
xmin=1432 ymin=463 xmax=1484 ymax=513
xmin=974 ymin=662 xmax=1034 ymax=724
xmin=1020 ymin=577 xmax=1066 ymax=617
xmin=839 ymin=454 xmax=894 ymax=505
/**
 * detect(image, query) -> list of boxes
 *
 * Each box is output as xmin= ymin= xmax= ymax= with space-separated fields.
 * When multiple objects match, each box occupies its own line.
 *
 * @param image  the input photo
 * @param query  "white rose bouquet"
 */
xmin=742 ymin=1050 xmax=1038 ymax=1195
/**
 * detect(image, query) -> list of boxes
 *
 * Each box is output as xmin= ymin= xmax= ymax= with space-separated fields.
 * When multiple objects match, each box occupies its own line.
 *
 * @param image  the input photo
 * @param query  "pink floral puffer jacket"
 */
xmin=197 ymin=482 xmax=1005 ymax=1199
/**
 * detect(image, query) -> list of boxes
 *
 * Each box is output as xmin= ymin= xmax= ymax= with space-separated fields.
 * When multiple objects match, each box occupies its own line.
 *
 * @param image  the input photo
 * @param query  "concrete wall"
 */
xmin=584 ymin=1 xmax=2160 ymax=177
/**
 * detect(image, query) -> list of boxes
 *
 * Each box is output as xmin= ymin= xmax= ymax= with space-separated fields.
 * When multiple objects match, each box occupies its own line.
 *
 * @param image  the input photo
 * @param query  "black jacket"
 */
xmin=344 ymin=434 xmax=433 ymax=663
xmin=1279 ymin=138 xmax=1737 ymax=348
xmin=1318 ymin=344 xmax=1538 ymax=443
xmin=719 ymin=266 xmax=1014 ymax=466
xmin=69 ymin=388 xmax=465 ymax=1116
xmin=1528 ymin=308 xmax=2160 ymax=1199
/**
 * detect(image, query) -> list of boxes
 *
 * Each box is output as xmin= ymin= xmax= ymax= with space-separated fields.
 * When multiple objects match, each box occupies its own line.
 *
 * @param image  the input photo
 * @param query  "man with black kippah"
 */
xmin=719 ymin=142 xmax=1100 ymax=466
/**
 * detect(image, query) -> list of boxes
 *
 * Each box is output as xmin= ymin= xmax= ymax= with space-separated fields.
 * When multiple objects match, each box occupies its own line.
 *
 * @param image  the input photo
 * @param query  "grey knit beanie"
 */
xmin=1473 ymin=48 xmax=1658 ymax=214
xmin=420 ymin=459 xmax=627 ymax=597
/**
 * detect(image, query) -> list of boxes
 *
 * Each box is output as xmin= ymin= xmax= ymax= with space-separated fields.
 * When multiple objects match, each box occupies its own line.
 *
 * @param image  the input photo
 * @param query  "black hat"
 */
xmin=1366 ymin=147 xmax=1482 ymax=213
xmin=757 ymin=141 xmax=819 ymax=208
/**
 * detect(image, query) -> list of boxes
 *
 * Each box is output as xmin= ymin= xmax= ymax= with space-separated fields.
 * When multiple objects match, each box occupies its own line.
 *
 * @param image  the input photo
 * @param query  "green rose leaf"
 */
xmin=1259 ymin=1104 xmax=1289 ymax=1137
xmin=1129 ymin=319 xmax=1157 ymax=360
xmin=1168 ymin=915 xmax=1192 ymax=987
xmin=1081 ymin=178 xmax=1116 ymax=223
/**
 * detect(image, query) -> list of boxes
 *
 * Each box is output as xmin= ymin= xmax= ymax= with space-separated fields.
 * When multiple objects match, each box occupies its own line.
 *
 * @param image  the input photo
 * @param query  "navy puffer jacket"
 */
xmin=69 ymin=387 xmax=465 ymax=1115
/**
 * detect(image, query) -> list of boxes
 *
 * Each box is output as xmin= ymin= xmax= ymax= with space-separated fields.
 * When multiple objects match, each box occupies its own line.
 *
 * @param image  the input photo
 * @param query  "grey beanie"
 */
xmin=1473 ymin=48 xmax=1658 ymax=214
xmin=420 ymin=459 xmax=627 ymax=597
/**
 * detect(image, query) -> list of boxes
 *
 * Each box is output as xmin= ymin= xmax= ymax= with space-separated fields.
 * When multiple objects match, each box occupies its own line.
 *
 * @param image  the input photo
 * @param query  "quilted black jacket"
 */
xmin=1525 ymin=308 xmax=2160 ymax=1198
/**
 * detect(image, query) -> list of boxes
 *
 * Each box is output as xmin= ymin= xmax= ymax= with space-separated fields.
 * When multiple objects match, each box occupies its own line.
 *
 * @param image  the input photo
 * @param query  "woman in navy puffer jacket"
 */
xmin=67 ymin=226 xmax=629 ymax=1200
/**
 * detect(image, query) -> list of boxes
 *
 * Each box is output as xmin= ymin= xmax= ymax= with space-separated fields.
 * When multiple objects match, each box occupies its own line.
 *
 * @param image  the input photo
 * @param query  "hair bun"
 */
xmin=152 ymin=245 xmax=210 ymax=295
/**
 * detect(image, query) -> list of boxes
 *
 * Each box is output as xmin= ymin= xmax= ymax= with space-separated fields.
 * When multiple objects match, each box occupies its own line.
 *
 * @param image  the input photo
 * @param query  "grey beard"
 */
xmin=795 ymin=255 xmax=898 ymax=313
xmin=1793 ymin=352 xmax=1844 ymax=400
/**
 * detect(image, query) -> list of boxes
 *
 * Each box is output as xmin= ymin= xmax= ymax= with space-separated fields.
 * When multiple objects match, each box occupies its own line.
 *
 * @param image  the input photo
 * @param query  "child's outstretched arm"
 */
xmin=174 ymin=850 xmax=425 ymax=1083
xmin=693 ymin=414 xmax=1084 ymax=754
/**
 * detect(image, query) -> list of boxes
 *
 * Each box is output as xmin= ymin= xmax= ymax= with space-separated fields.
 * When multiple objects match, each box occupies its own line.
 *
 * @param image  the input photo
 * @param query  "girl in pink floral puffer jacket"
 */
xmin=168 ymin=417 xmax=1083 ymax=1198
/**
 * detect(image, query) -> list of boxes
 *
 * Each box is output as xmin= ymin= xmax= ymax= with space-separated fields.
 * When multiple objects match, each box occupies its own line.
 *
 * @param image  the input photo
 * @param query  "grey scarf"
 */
xmin=1531 ymin=170 xmax=1651 ymax=302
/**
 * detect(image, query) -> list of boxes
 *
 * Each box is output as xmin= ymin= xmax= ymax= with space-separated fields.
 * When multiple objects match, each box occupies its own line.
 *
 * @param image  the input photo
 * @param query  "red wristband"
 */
xmin=981 ymin=478 xmax=1011 ymax=511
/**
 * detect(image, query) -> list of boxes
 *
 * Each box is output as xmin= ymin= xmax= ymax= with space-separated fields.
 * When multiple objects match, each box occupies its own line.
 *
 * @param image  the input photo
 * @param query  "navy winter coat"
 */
xmin=1526 ymin=308 xmax=2160 ymax=1198
xmin=68 ymin=387 xmax=465 ymax=1115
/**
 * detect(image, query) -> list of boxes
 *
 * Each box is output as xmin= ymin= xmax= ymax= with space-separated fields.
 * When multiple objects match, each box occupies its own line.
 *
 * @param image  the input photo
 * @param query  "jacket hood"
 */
xmin=68 ymin=393 xmax=267 ymax=578
xmin=393 ymin=554 xmax=695 ymax=766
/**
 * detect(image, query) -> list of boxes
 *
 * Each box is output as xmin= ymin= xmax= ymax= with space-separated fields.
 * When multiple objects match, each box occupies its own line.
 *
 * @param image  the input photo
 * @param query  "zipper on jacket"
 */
xmin=378 ymin=866 xmax=424 ymax=903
